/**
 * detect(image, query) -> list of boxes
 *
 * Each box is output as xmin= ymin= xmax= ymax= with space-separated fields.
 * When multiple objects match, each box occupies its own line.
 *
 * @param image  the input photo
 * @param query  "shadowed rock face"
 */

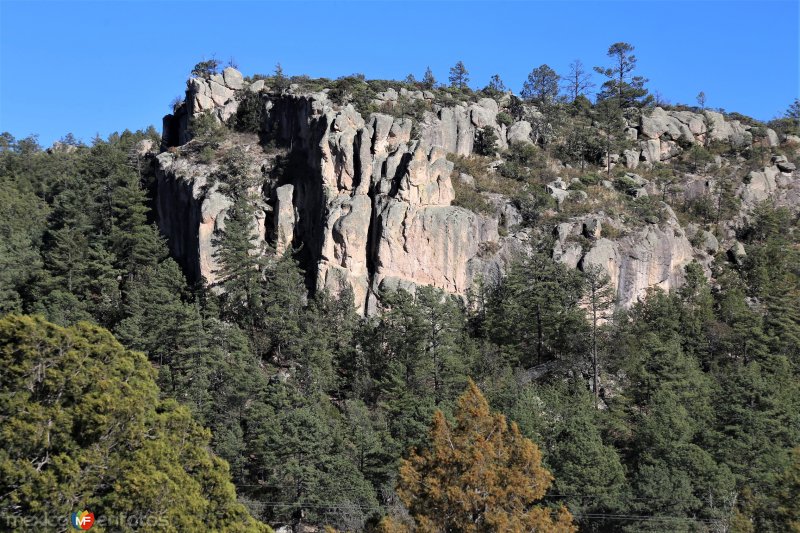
xmin=158 ymin=80 xmax=500 ymax=314
xmin=156 ymin=69 xmax=797 ymax=314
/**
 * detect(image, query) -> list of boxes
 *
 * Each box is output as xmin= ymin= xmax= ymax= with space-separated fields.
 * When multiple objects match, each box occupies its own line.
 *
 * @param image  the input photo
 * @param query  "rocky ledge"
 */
xmin=154 ymin=68 xmax=799 ymax=313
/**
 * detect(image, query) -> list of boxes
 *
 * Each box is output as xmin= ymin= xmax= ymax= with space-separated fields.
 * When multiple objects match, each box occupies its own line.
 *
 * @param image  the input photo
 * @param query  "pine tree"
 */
xmin=448 ymin=61 xmax=469 ymax=90
xmin=485 ymin=253 xmax=586 ymax=367
xmin=421 ymin=67 xmax=436 ymax=90
xmin=594 ymin=42 xmax=652 ymax=108
xmin=581 ymin=264 xmax=614 ymax=405
xmin=415 ymin=286 xmax=471 ymax=405
xmin=521 ymin=64 xmax=560 ymax=106
xmin=507 ymin=382 xmax=628 ymax=531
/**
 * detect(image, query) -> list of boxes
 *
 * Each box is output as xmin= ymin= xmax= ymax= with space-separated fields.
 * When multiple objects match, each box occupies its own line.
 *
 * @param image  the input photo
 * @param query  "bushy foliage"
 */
xmin=188 ymin=111 xmax=226 ymax=147
xmin=191 ymin=59 xmax=221 ymax=79
xmin=473 ymin=125 xmax=498 ymax=156
xmin=232 ymin=90 xmax=266 ymax=133
xmin=380 ymin=381 xmax=576 ymax=532
xmin=0 ymin=315 xmax=269 ymax=532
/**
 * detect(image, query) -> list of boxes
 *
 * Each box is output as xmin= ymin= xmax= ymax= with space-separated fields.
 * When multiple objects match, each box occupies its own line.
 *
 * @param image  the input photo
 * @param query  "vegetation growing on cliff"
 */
xmin=1 ymin=54 xmax=800 ymax=531
xmin=0 ymin=35 xmax=800 ymax=532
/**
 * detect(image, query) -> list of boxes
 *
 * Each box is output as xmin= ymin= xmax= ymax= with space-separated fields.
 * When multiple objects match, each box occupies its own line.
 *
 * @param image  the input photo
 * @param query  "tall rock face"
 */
xmin=551 ymin=209 xmax=695 ymax=308
xmin=158 ymin=78 xmax=500 ymax=313
xmin=156 ymin=69 xmax=795 ymax=313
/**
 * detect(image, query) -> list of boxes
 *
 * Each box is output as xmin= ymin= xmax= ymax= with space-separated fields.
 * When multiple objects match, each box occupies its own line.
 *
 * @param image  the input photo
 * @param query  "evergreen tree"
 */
xmin=380 ymin=381 xmax=576 ymax=532
xmin=243 ymin=380 xmax=379 ymax=531
xmin=594 ymin=42 xmax=652 ymax=108
xmin=506 ymin=382 xmax=628 ymax=532
xmin=521 ymin=64 xmax=560 ymax=106
xmin=421 ymin=67 xmax=436 ymax=90
xmin=473 ymin=125 xmax=499 ymax=156
xmin=485 ymin=253 xmax=586 ymax=367
xmin=0 ymin=315 xmax=268 ymax=532
xmin=581 ymin=264 xmax=614 ymax=405
xmin=448 ymin=61 xmax=469 ymax=90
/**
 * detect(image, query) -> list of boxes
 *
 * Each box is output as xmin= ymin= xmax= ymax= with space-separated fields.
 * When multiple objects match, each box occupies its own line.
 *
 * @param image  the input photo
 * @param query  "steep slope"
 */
xmin=155 ymin=68 xmax=800 ymax=312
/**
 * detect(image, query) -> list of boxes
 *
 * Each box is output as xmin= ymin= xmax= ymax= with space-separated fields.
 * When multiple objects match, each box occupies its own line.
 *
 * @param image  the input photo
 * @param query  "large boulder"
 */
xmin=222 ymin=67 xmax=244 ymax=90
xmin=506 ymin=121 xmax=533 ymax=145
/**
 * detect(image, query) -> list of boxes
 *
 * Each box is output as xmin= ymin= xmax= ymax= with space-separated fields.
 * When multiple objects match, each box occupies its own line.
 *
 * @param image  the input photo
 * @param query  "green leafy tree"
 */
xmin=485 ymin=253 xmax=586 ymax=367
xmin=581 ymin=264 xmax=614 ymax=405
xmin=192 ymin=58 xmax=221 ymax=79
xmin=506 ymin=382 xmax=628 ymax=531
xmin=243 ymin=380 xmax=379 ymax=531
xmin=473 ymin=125 xmax=498 ymax=156
xmin=521 ymin=64 xmax=560 ymax=106
xmin=593 ymin=97 xmax=626 ymax=176
xmin=0 ymin=315 xmax=268 ymax=532
xmin=483 ymin=74 xmax=506 ymax=96
xmin=421 ymin=67 xmax=436 ymax=90
xmin=273 ymin=62 xmax=290 ymax=93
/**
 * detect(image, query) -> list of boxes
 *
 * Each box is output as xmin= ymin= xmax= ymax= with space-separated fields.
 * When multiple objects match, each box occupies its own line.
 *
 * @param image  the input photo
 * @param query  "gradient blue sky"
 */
xmin=1 ymin=0 xmax=798 ymax=146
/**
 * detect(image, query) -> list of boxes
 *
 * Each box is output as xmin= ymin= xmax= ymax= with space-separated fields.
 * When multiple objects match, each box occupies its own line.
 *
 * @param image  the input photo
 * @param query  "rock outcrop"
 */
xmin=631 ymin=107 xmax=765 ymax=167
xmin=158 ymin=73 xmax=501 ymax=313
xmin=552 ymin=208 xmax=694 ymax=308
xmin=155 ymin=69 xmax=797 ymax=314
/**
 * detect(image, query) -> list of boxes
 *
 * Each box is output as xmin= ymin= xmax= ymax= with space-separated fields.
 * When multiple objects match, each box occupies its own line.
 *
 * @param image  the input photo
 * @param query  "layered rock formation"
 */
xmin=155 ymin=68 xmax=797 ymax=314
xmin=553 ymin=209 xmax=694 ymax=307
xmin=158 ymin=74 xmax=502 ymax=313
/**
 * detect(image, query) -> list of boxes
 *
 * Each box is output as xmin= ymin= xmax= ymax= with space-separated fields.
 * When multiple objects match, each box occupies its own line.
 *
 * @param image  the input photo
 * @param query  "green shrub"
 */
xmin=512 ymin=187 xmax=555 ymax=226
xmin=601 ymin=224 xmax=622 ymax=239
xmin=450 ymin=154 xmax=490 ymax=178
xmin=191 ymin=59 xmax=220 ymax=79
xmin=568 ymin=179 xmax=587 ymax=192
xmin=613 ymin=175 xmax=639 ymax=195
xmin=496 ymin=112 xmax=513 ymax=127
xmin=188 ymin=112 xmax=226 ymax=147
xmin=452 ymin=177 xmax=492 ymax=214
xmin=474 ymin=126 xmax=499 ymax=156
xmin=198 ymin=146 xmax=215 ymax=164
xmin=580 ymin=173 xmax=602 ymax=186
xmin=630 ymin=196 xmax=666 ymax=224
xmin=497 ymin=143 xmax=547 ymax=182
xmin=232 ymin=91 xmax=265 ymax=133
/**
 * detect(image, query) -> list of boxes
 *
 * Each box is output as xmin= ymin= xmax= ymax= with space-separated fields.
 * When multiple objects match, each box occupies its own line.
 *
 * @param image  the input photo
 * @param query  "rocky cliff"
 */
xmin=155 ymin=68 xmax=799 ymax=313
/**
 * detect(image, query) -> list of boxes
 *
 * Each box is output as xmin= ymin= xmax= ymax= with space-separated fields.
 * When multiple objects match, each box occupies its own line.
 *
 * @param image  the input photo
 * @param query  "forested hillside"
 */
xmin=1 ymin=54 xmax=799 ymax=532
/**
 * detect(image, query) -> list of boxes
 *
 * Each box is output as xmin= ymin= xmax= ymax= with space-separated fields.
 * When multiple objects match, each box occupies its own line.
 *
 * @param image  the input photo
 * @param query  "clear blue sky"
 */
xmin=1 ymin=0 xmax=798 ymax=146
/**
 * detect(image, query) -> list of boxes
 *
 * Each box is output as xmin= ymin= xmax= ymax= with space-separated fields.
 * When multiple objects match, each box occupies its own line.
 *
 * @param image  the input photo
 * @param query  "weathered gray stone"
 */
xmin=624 ymin=149 xmax=640 ymax=169
xmin=700 ymin=231 xmax=719 ymax=255
xmin=274 ymin=184 xmax=295 ymax=254
xmin=742 ymin=166 xmax=779 ymax=204
xmin=727 ymin=241 xmax=746 ymax=265
xmin=222 ymin=67 xmax=244 ymax=90
xmin=765 ymin=128 xmax=780 ymax=147
xmin=583 ymin=218 xmax=602 ymax=239
xmin=506 ymin=121 xmax=533 ymax=145
xmin=248 ymin=79 xmax=266 ymax=92
xmin=773 ymin=155 xmax=796 ymax=172
xmin=458 ymin=173 xmax=475 ymax=186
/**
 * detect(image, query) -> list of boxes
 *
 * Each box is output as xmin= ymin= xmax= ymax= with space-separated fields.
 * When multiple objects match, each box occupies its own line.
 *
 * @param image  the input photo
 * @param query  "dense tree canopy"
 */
xmin=0 ymin=314 xmax=268 ymax=532
xmin=1 ymin=54 xmax=799 ymax=532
